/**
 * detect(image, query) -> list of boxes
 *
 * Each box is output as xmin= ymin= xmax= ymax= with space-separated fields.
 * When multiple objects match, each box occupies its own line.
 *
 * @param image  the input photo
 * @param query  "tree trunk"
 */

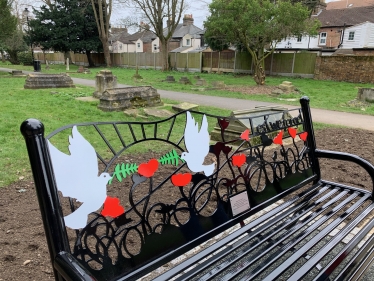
xmin=1 ymin=51 xmax=5 ymax=62
xmin=253 ymin=62 xmax=265 ymax=85
xmin=101 ymin=38 xmax=111 ymax=67
xmin=86 ymin=50 xmax=95 ymax=67
xmin=63 ymin=52 xmax=72 ymax=64
xmin=160 ymin=39 xmax=169 ymax=71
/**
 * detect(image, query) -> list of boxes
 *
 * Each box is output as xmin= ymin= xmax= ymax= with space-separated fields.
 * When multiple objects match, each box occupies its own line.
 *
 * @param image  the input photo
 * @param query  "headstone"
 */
xmin=98 ymin=86 xmax=163 ymax=111
xmin=93 ymin=69 xmax=117 ymax=98
xmin=211 ymin=81 xmax=226 ymax=89
xmin=179 ymin=76 xmax=191 ymax=84
xmin=270 ymin=88 xmax=284 ymax=96
xmin=164 ymin=76 xmax=175 ymax=83
xmin=357 ymin=88 xmax=374 ymax=103
xmin=210 ymin=106 xmax=292 ymax=145
xmin=24 ymin=73 xmax=75 ymax=89
xmin=84 ymin=68 xmax=91 ymax=74
xmin=78 ymin=66 xmax=84 ymax=73
xmin=11 ymin=70 xmax=26 ymax=77
xmin=278 ymin=81 xmax=295 ymax=92
xmin=143 ymin=108 xmax=173 ymax=118
xmin=66 ymin=58 xmax=69 ymax=71
xmin=194 ymin=75 xmax=201 ymax=79
xmin=196 ymin=78 xmax=207 ymax=86
xmin=172 ymin=102 xmax=199 ymax=112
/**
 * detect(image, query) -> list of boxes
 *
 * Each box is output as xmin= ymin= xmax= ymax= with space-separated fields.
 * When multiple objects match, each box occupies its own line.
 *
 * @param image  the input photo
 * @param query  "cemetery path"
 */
xmin=2 ymin=68 xmax=374 ymax=130
xmin=73 ymin=76 xmax=374 ymax=131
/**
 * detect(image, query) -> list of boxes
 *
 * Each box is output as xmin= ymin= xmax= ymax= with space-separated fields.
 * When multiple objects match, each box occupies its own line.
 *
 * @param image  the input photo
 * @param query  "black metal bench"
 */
xmin=21 ymin=96 xmax=374 ymax=281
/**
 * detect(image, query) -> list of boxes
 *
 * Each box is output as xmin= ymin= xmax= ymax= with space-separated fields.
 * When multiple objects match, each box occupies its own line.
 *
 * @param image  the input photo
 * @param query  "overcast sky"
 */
xmin=111 ymin=0 xmax=339 ymax=31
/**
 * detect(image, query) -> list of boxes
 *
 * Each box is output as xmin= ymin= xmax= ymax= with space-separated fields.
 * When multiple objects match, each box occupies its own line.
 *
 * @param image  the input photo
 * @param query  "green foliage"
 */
xmin=0 ymin=0 xmax=17 ymax=43
xmin=4 ymin=30 xmax=29 ymax=64
xmin=109 ymin=163 xmax=138 ymax=184
xmin=17 ymin=52 xmax=33 ymax=65
xmin=204 ymin=0 xmax=320 ymax=85
xmin=158 ymin=149 xmax=184 ymax=166
xmin=26 ymin=0 xmax=102 ymax=58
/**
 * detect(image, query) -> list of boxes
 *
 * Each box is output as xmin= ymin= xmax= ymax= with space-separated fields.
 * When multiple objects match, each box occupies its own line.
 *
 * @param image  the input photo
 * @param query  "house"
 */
xmin=340 ymin=21 xmax=374 ymax=49
xmin=109 ymin=27 xmax=132 ymax=53
xmin=326 ymin=0 xmax=374 ymax=10
xmin=165 ymin=14 xmax=204 ymax=53
xmin=275 ymin=5 xmax=374 ymax=53
xmin=120 ymin=27 xmax=158 ymax=53
xmin=316 ymin=6 xmax=374 ymax=49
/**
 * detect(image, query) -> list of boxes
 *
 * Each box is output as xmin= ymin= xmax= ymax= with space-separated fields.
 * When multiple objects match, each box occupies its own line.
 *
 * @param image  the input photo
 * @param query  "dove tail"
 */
xmin=204 ymin=163 xmax=216 ymax=177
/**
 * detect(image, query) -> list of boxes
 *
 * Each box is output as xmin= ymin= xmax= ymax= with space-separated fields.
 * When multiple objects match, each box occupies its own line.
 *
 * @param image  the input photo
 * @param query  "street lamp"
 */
xmin=24 ymin=8 xmax=38 ymax=72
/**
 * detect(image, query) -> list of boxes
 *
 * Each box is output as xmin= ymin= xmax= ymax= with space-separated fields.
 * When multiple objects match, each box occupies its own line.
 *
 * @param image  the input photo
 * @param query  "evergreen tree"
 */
xmin=0 ymin=0 xmax=17 ymax=62
xmin=26 ymin=0 xmax=102 ymax=67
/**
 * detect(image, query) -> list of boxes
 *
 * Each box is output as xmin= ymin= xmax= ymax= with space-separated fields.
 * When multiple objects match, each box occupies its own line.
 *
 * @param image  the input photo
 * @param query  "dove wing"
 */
xmin=47 ymin=126 xmax=100 ymax=202
xmin=184 ymin=112 xmax=210 ymax=158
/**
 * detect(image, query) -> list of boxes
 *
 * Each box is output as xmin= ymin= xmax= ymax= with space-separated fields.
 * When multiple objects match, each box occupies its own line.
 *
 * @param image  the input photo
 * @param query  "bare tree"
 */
xmin=91 ymin=0 xmax=112 ymax=67
xmin=132 ymin=0 xmax=187 ymax=71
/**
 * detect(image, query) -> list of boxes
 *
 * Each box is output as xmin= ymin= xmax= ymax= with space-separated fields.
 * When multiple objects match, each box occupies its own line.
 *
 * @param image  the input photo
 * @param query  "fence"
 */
xmin=34 ymin=51 xmax=316 ymax=77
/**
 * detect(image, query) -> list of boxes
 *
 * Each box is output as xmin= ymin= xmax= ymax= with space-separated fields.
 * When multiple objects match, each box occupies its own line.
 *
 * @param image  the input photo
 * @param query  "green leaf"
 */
xmin=108 ymin=162 xmax=138 ymax=184
xmin=158 ymin=149 xmax=184 ymax=166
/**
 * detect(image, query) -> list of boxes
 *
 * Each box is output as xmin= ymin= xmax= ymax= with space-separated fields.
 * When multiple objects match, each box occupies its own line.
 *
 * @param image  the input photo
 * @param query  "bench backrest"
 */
xmin=21 ymin=97 xmax=319 ymax=280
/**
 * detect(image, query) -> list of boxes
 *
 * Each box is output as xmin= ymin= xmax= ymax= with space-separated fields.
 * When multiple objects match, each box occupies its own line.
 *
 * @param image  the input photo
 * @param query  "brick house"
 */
xmin=326 ymin=0 xmax=374 ymax=10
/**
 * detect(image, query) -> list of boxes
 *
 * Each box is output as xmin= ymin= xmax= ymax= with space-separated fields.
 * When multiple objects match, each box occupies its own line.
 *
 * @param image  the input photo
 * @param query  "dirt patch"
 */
xmin=1 ymin=127 xmax=374 ymax=280
xmin=226 ymin=85 xmax=279 ymax=95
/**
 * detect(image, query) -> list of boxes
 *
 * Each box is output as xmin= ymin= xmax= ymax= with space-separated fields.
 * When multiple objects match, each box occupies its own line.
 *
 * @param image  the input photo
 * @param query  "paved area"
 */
xmin=3 ymin=67 xmax=374 ymax=131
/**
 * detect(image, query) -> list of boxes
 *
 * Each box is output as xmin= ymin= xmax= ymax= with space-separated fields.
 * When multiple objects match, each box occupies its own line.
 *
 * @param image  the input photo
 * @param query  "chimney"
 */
xmin=183 ymin=14 xmax=194 ymax=26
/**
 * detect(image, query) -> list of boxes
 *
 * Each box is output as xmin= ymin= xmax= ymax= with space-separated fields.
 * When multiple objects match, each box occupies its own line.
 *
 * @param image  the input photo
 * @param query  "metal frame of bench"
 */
xmin=21 ymin=97 xmax=374 ymax=281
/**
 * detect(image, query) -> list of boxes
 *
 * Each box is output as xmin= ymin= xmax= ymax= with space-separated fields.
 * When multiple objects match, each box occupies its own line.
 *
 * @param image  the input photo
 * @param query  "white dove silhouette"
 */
xmin=47 ymin=126 xmax=110 ymax=229
xmin=181 ymin=112 xmax=215 ymax=176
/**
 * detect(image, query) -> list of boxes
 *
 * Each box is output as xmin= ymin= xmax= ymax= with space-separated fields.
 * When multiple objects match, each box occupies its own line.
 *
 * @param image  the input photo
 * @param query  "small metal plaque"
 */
xmin=229 ymin=191 xmax=250 ymax=216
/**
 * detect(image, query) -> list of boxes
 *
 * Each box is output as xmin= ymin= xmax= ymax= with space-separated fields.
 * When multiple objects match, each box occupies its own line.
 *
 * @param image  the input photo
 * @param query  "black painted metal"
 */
xmin=21 ymin=97 xmax=374 ymax=281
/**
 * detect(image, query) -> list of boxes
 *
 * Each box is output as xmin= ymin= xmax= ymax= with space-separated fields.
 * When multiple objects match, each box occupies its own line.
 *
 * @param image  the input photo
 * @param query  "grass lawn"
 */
xmin=1 ymin=61 xmax=374 ymax=115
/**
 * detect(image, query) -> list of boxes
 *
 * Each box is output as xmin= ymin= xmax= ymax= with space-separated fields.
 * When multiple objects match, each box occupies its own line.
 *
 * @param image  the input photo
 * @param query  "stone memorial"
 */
xmin=211 ymin=81 xmax=226 ymax=89
xmin=278 ymin=81 xmax=295 ymax=92
xmin=164 ymin=76 xmax=176 ymax=83
xmin=93 ymin=69 xmax=117 ymax=98
xmin=195 ymin=78 xmax=207 ymax=86
xmin=78 ymin=66 xmax=84 ymax=73
xmin=179 ymin=76 xmax=191 ymax=84
xmin=172 ymin=102 xmax=199 ymax=112
xmin=11 ymin=70 xmax=26 ymax=77
xmin=24 ymin=73 xmax=75 ymax=89
xmin=357 ymin=88 xmax=374 ymax=103
xmin=210 ymin=106 xmax=292 ymax=146
xmin=66 ymin=58 xmax=69 ymax=71
xmin=98 ymin=86 xmax=163 ymax=112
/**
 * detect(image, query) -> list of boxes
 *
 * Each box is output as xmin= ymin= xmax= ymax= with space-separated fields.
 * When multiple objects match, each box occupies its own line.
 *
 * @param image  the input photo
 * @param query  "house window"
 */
xmin=319 ymin=32 xmax=327 ymax=45
xmin=297 ymin=35 xmax=302 ymax=42
xmin=348 ymin=31 xmax=355 ymax=41
xmin=137 ymin=43 xmax=141 ymax=48
xmin=186 ymin=39 xmax=190 ymax=46
xmin=119 ymin=44 xmax=122 ymax=50
xmin=154 ymin=44 xmax=157 ymax=51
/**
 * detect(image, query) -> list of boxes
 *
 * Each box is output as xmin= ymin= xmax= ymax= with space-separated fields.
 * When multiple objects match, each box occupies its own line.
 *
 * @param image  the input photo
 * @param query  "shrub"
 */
xmin=17 ymin=51 xmax=33 ymax=65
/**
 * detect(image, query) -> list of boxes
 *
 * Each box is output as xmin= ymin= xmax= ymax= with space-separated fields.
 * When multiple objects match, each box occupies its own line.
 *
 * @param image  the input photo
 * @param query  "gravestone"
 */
xmin=210 ymin=106 xmax=292 ymax=146
xmin=78 ymin=66 xmax=84 ymax=73
xmin=11 ymin=70 xmax=26 ymax=77
xmin=179 ymin=76 xmax=191 ymax=84
xmin=278 ymin=81 xmax=295 ymax=92
xmin=196 ymin=78 xmax=207 ymax=86
xmin=164 ymin=76 xmax=175 ymax=83
xmin=211 ymin=81 xmax=226 ymax=89
xmin=357 ymin=88 xmax=374 ymax=103
xmin=93 ymin=69 xmax=117 ymax=98
xmin=172 ymin=102 xmax=199 ymax=112
xmin=66 ymin=58 xmax=69 ymax=71
xmin=24 ymin=73 xmax=75 ymax=89
xmin=98 ymin=86 xmax=163 ymax=111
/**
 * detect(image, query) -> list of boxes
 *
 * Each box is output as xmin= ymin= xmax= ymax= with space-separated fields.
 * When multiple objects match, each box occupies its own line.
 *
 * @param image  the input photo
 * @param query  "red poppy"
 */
xmin=171 ymin=173 xmax=192 ymax=187
xmin=138 ymin=159 xmax=159 ymax=177
xmin=232 ymin=154 xmax=246 ymax=167
xmin=240 ymin=129 xmax=250 ymax=141
xmin=288 ymin=127 xmax=297 ymax=139
xmin=299 ymin=132 xmax=308 ymax=141
xmin=101 ymin=196 xmax=125 ymax=218
xmin=273 ymin=131 xmax=283 ymax=145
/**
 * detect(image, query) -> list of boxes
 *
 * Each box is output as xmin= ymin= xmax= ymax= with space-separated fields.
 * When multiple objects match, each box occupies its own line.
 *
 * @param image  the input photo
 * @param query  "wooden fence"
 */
xmin=34 ymin=51 xmax=316 ymax=77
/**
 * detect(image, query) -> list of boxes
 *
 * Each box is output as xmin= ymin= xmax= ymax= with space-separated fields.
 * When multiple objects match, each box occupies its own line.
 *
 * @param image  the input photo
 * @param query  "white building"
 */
xmin=341 ymin=22 xmax=374 ymax=48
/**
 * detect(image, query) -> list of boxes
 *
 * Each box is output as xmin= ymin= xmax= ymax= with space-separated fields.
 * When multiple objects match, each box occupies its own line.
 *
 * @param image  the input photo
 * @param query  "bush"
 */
xmin=17 ymin=51 xmax=33 ymax=65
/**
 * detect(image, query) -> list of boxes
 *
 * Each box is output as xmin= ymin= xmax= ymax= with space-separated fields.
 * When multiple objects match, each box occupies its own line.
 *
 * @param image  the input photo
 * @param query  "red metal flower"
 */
xmin=138 ymin=159 xmax=159 ymax=177
xmin=299 ymin=132 xmax=308 ymax=142
xmin=240 ymin=129 xmax=250 ymax=141
xmin=273 ymin=131 xmax=283 ymax=145
xmin=232 ymin=154 xmax=246 ymax=167
xmin=171 ymin=173 xmax=192 ymax=187
xmin=288 ymin=127 xmax=297 ymax=139
xmin=101 ymin=196 xmax=125 ymax=218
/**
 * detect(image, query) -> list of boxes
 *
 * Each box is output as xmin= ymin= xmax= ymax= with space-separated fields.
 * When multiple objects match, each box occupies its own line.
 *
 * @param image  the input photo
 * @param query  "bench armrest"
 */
xmin=315 ymin=149 xmax=374 ymax=195
xmin=54 ymin=251 xmax=97 ymax=281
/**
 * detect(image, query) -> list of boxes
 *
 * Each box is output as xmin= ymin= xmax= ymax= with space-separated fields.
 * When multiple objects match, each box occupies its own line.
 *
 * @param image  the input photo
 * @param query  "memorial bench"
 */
xmin=21 ymin=97 xmax=374 ymax=281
